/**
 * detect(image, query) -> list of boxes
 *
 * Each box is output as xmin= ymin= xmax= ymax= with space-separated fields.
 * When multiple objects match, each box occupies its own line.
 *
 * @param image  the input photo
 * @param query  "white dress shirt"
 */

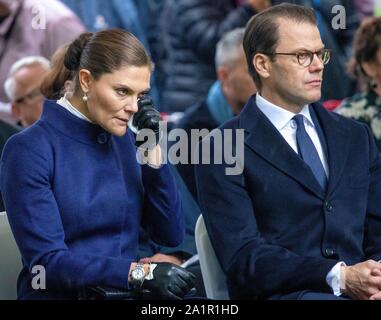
xmin=256 ymin=93 xmax=329 ymax=176
xmin=57 ymin=95 xmax=95 ymax=123
xmin=255 ymin=94 xmax=344 ymax=295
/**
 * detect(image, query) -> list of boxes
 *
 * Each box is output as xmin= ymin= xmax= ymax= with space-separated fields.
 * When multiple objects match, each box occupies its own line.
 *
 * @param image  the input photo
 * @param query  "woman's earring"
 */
xmin=82 ymin=93 xmax=88 ymax=102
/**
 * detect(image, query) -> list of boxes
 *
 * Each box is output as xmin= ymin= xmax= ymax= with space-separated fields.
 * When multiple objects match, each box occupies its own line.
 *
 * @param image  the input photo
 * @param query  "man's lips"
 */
xmin=306 ymin=79 xmax=322 ymax=85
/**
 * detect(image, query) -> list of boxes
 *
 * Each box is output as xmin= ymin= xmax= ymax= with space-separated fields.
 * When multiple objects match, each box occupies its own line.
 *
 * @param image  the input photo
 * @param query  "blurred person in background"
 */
xmin=4 ymin=56 xmax=49 ymax=127
xmin=0 ymin=118 xmax=20 ymax=211
xmin=172 ymin=28 xmax=256 ymax=200
xmin=161 ymin=0 xmax=270 ymax=113
xmin=0 ymin=29 xmax=195 ymax=300
xmin=0 ymin=0 xmax=85 ymax=106
xmin=0 ymin=56 xmax=49 ymax=211
xmin=354 ymin=0 xmax=375 ymax=20
xmin=137 ymin=29 xmax=256 ymax=297
xmin=336 ymin=17 xmax=381 ymax=151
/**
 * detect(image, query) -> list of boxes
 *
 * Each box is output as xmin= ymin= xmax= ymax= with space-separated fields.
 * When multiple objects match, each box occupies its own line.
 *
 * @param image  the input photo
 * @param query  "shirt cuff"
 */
xmin=326 ymin=261 xmax=346 ymax=296
xmin=136 ymin=148 xmax=163 ymax=169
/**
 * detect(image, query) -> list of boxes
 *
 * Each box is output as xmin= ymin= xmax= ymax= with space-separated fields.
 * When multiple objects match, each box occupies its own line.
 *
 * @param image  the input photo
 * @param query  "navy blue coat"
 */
xmin=195 ymin=95 xmax=381 ymax=299
xmin=0 ymin=100 xmax=183 ymax=299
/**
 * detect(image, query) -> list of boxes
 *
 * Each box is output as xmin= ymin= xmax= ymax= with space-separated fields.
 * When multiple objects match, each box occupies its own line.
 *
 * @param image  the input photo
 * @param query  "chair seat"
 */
xmin=0 ymin=211 xmax=22 ymax=300
xmin=195 ymin=215 xmax=229 ymax=300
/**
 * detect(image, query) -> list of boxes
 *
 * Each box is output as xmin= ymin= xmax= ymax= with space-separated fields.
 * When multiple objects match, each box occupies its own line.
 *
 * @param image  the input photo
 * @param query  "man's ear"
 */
xmin=78 ymin=69 xmax=93 ymax=93
xmin=217 ymin=66 xmax=229 ymax=84
xmin=253 ymin=53 xmax=271 ymax=80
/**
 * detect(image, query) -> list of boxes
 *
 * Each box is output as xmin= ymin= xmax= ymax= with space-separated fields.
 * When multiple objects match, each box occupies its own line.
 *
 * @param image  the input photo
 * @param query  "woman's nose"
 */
xmin=126 ymin=96 xmax=139 ymax=113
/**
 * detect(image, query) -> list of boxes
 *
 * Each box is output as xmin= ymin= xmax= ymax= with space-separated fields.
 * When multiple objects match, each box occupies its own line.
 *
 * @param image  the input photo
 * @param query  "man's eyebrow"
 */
xmin=292 ymin=46 xmax=326 ymax=52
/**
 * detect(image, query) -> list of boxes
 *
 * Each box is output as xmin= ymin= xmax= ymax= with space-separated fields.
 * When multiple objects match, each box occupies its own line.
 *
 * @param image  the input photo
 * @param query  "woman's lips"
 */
xmin=115 ymin=117 xmax=129 ymax=126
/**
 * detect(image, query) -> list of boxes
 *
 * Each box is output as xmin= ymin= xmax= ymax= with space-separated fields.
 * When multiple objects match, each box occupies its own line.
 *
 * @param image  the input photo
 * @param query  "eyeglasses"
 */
xmin=262 ymin=49 xmax=331 ymax=67
xmin=14 ymin=87 xmax=43 ymax=105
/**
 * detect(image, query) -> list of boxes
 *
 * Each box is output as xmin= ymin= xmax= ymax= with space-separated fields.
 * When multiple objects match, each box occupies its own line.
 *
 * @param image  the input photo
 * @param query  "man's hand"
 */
xmin=246 ymin=0 xmax=271 ymax=12
xmin=142 ymin=262 xmax=196 ymax=300
xmin=140 ymin=253 xmax=184 ymax=266
xmin=369 ymin=268 xmax=381 ymax=300
xmin=341 ymin=260 xmax=381 ymax=300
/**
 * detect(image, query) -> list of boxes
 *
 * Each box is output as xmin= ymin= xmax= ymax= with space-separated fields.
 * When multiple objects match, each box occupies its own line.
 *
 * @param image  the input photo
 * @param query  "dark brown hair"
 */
xmin=243 ymin=3 xmax=317 ymax=90
xmin=41 ymin=29 xmax=153 ymax=96
xmin=40 ymin=44 xmax=74 ymax=99
xmin=347 ymin=17 xmax=381 ymax=91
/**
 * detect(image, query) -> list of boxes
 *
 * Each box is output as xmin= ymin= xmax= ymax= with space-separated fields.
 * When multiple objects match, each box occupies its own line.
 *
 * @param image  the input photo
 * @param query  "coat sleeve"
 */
xmin=0 ymin=134 xmax=132 ymax=291
xmin=140 ymin=165 xmax=199 ymax=259
xmin=140 ymin=163 xmax=184 ymax=248
xmin=363 ymin=124 xmax=381 ymax=261
xmin=178 ymin=0 xmax=255 ymax=63
xmin=194 ymin=129 xmax=337 ymax=298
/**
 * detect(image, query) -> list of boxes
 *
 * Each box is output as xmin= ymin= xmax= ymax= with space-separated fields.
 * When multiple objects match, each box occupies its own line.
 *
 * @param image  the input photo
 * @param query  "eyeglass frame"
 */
xmin=261 ymin=48 xmax=332 ymax=67
xmin=14 ymin=87 xmax=43 ymax=105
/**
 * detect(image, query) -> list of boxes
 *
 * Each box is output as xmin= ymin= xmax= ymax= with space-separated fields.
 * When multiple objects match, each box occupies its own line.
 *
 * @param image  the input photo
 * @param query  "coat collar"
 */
xmin=239 ymin=95 xmax=350 ymax=199
xmin=40 ymin=100 xmax=111 ymax=145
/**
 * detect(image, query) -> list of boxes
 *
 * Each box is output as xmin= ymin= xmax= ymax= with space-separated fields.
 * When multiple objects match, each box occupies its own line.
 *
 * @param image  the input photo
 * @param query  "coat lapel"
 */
xmin=240 ymin=96 xmax=326 ymax=199
xmin=312 ymin=103 xmax=350 ymax=196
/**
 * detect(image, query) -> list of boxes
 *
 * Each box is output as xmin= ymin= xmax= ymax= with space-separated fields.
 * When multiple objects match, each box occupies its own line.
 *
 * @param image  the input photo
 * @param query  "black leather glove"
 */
xmin=142 ymin=262 xmax=196 ymax=300
xmin=133 ymin=94 xmax=161 ymax=150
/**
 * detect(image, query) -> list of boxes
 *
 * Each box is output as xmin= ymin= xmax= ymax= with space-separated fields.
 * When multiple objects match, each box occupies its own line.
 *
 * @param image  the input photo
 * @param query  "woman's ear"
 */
xmin=78 ymin=69 xmax=92 ymax=93
xmin=253 ymin=53 xmax=271 ymax=80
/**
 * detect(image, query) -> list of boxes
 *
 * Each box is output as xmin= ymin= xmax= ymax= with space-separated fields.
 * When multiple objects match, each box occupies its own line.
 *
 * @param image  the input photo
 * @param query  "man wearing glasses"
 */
xmin=195 ymin=3 xmax=381 ymax=300
xmin=4 ymin=56 xmax=49 ymax=127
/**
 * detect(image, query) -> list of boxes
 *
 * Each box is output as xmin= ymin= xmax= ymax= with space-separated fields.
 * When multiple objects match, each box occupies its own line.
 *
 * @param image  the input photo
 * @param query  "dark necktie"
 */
xmin=293 ymin=114 xmax=327 ymax=190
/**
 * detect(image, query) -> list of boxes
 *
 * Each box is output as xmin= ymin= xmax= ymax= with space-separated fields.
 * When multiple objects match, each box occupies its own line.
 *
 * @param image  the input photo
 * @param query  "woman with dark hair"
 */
xmin=0 ymin=29 xmax=195 ymax=300
xmin=336 ymin=17 xmax=381 ymax=151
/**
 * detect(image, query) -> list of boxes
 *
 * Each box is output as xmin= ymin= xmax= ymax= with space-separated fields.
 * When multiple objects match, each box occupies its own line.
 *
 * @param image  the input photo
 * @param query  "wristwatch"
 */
xmin=130 ymin=263 xmax=146 ymax=287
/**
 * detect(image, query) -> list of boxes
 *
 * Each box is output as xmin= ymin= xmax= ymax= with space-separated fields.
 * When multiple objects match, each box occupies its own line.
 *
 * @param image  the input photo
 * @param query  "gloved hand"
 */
xmin=142 ymin=262 xmax=196 ymax=300
xmin=133 ymin=94 xmax=161 ymax=150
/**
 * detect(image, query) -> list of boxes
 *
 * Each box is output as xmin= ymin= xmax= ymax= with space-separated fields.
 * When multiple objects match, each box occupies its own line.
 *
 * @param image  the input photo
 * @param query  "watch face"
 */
xmin=132 ymin=267 xmax=145 ymax=280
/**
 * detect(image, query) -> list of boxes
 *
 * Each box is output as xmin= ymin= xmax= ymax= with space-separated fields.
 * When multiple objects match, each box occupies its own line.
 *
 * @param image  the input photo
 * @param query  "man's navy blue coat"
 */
xmin=195 ymin=95 xmax=381 ymax=299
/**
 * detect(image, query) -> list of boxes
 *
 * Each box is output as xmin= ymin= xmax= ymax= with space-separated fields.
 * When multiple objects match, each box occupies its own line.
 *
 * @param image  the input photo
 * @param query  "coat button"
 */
xmin=325 ymin=201 xmax=333 ymax=212
xmin=97 ymin=133 xmax=108 ymax=144
xmin=324 ymin=248 xmax=335 ymax=257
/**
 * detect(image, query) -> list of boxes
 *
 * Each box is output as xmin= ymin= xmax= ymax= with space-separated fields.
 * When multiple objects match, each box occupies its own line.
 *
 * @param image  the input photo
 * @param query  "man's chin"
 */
xmin=306 ymin=90 xmax=321 ymax=104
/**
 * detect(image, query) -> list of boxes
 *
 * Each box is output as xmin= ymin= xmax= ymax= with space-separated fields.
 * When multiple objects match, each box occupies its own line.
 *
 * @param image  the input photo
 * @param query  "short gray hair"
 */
xmin=4 ymin=56 xmax=50 ymax=100
xmin=215 ymin=28 xmax=245 ymax=69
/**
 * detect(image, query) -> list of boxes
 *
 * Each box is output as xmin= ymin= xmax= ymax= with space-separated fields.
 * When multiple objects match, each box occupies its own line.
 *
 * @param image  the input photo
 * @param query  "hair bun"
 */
xmin=64 ymin=32 xmax=93 ymax=71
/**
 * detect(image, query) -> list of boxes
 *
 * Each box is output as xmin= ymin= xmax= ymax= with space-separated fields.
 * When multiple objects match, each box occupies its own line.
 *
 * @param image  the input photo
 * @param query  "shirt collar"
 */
xmin=256 ymin=93 xmax=314 ymax=130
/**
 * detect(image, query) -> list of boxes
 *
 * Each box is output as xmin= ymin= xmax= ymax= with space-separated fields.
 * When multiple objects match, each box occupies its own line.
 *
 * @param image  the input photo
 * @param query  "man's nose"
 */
xmin=309 ymin=53 xmax=324 ymax=71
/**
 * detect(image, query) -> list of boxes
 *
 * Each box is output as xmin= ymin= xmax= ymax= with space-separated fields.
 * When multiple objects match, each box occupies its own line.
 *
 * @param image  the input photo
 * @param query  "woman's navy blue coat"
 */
xmin=0 ymin=100 xmax=183 ymax=299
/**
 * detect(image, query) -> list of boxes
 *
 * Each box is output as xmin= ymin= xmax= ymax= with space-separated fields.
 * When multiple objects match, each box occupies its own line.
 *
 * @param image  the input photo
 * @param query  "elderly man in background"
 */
xmin=0 ymin=0 xmax=85 ymax=109
xmin=4 ymin=56 xmax=50 ymax=127
xmin=173 ymin=28 xmax=256 ymax=200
